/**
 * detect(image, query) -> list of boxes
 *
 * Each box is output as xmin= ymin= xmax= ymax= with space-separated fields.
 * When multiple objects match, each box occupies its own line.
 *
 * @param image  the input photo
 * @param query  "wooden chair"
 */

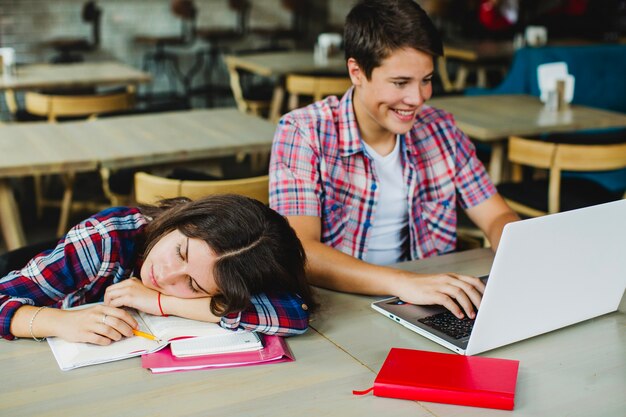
xmin=498 ymin=136 xmax=626 ymax=217
xmin=134 ymin=172 xmax=269 ymax=205
xmin=25 ymin=89 xmax=136 ymax=236
xmin=24 ymin=89 xmax=134 ymax=122
xmin=285 ymin=74 xmax=352 ymax=111
xmin=224 ymin=55 xmax=273 ymax=118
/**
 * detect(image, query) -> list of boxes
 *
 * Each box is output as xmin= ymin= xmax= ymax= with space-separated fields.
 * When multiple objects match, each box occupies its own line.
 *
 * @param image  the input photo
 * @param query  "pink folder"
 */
xmin=141 ymin=334 xmax=294 ymax=373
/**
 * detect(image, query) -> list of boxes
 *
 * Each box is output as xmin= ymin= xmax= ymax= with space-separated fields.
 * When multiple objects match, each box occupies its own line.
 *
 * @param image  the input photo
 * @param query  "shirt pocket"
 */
xmin=419 ymin=197 xmax=456 ymax=254
xmin=321 ymin=197 xmax=349 ymax=248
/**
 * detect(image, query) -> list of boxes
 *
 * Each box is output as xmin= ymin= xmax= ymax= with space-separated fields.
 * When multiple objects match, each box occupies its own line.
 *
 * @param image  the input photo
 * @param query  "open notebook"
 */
xmin=47 ymin=306 xmax=261 ymax=371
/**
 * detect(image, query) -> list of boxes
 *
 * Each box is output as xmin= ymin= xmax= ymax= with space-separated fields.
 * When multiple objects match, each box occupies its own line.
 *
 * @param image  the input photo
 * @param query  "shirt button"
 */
xmin=301 ymin=304 xmax=308 ymax=311
xmin=371 ymin=183 xmax=377 ymax=190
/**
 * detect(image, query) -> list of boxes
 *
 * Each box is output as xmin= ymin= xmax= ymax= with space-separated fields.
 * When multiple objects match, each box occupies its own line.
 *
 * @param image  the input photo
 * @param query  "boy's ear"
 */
xmin=347 ymin=58 xmax=364 ymax=86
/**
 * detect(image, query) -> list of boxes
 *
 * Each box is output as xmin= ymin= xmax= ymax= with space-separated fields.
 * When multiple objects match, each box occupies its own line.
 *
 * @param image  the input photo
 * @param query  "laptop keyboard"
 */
xmin=418 ymin=311 xmax=475 ymax=339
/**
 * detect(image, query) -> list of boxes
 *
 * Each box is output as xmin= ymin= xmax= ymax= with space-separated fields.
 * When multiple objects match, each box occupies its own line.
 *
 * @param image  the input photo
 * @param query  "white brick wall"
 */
xmin=0 ymin=0 xmax=347 ymax=114
xmin=0 ymin=0 xmax=345 ymax=65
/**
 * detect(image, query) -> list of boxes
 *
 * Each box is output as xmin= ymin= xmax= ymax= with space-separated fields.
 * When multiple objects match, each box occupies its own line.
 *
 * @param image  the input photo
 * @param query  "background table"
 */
xmin=428 ymin=94 xmax=626 ymax=183
xmin=439 ymin=40 xmax=515 ymax=92
xmin=0 ymin=108 xmax=276 ymax=250
xmin=0 ymin=61 xmax=151 ymax=91
xmin=225 ymin=51 xmax=346 ymax=122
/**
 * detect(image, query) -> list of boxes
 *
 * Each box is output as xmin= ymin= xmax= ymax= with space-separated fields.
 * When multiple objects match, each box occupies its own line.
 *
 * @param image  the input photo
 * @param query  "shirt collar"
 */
xmin=336 ymin=88 xmax=434 ymax=160
xmin=337 ymin=87 xmax=365 ymax=158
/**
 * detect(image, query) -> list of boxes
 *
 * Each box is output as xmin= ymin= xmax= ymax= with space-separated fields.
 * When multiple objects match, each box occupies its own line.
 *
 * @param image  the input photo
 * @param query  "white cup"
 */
xmin=0 ymin=47 xmax=16 ymax=76
xmin=525 ymin=26 xmax=548 ymax=47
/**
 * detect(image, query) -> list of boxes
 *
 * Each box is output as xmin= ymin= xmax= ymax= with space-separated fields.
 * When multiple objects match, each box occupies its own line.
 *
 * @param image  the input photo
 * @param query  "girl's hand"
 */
xmin=56 ymin=304 xmax=137 ymax=345
xmin=104 ymin=277 xmax=162 ymax=316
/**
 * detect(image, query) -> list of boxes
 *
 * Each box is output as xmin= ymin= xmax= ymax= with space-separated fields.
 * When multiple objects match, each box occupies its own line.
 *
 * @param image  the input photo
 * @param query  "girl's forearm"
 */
xmin=10 ymin=305 xmax=63 ymax=339
xmin=159 ymin=295 xmax=220 ymax=322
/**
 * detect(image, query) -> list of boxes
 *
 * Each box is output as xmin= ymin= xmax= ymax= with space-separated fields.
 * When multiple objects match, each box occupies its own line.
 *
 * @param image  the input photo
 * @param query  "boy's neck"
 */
xmin=353 ymin=93 xmax=397 ymax=157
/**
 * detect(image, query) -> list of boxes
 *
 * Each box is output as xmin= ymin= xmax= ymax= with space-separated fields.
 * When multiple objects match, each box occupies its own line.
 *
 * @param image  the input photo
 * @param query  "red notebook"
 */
xmin=354 ymin=348 xmax=520 ymax=410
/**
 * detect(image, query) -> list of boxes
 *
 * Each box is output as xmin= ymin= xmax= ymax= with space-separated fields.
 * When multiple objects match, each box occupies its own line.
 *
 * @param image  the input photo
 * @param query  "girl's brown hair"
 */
xmin=140 ymin=194 xmax=316 ymax=317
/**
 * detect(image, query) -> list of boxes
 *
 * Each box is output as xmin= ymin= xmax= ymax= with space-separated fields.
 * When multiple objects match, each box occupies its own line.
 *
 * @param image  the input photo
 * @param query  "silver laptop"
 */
xmin=372 ymin=199 xmax=626 ymax=355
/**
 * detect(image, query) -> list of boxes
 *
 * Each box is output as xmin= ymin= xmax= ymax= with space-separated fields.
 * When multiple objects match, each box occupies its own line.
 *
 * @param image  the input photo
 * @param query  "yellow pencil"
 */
xmin=133 ymin=329 xmax=159 ymax=341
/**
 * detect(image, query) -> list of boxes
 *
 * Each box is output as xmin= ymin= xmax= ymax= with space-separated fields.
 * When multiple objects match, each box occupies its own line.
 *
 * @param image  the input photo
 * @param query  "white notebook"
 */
xmin=47 ymin=304 xmax=260 ymax=370
xmin=170 ymin=332 xmax=262 ymax=357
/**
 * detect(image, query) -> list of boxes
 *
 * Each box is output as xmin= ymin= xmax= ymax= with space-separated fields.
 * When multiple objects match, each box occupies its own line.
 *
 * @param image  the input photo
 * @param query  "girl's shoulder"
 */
xmin=77 ymin=206 xmax=148 ymax=237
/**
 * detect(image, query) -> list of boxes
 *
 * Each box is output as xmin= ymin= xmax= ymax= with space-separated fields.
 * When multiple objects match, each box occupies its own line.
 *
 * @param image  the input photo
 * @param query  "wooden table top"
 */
xmin=2 ymin=248 xmax=623 ymax=416
xmin=225 ymin=50 xmax=346 ymax=77
xmin=0 ymin=61 xmax=151 ymax=91
xmin=311 ymin=248 xmax=626 ymax=417
xmin=428 ymin=94 xmax=626 ymax=141
xmin=0 ymin=108 xmax=276 ymax=177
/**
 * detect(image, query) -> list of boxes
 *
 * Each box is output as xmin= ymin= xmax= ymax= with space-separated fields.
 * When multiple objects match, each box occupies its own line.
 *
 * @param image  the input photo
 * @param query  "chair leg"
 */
xmin=33 ymin=174 xmax=46 ymax=219
xmin=57 ymin=172 xmax=76 ymax=237
xmin=99 ymin=168 xmax=130 ymax=207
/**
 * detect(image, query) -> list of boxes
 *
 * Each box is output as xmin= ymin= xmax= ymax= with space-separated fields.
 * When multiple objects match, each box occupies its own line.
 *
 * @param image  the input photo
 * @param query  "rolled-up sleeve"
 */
xmin=220 ymin=292 xmax=310 ymax=336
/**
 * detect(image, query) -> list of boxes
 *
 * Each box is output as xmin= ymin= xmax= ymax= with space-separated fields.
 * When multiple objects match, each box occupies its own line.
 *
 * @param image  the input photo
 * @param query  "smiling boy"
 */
xmin=269 ymin=0 xmax=519 ymax=319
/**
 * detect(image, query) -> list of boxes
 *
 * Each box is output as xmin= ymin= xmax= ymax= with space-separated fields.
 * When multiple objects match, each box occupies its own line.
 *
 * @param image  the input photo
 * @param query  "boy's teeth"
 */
xmin=395 ymin=109 xmax=412 ymax=116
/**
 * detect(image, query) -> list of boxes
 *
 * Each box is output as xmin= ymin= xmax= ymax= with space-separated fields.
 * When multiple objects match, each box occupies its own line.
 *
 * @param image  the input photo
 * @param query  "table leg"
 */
xmin=453 ymin=65 xmax=470 ymax=91
xmin=0 ymin=179 xmax=26 ymax=251
xmin=269 ymin=85 xmax=285 ymax=124
xmin=488 ymin=142 xmax=504 ymax=184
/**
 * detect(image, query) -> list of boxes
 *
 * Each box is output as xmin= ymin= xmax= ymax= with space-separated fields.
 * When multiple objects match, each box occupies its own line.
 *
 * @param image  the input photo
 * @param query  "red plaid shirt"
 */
xmin=0 ymin=207 xmax=309 ymax=340
xmin=269 ymin=88 xmax=496 ymax=261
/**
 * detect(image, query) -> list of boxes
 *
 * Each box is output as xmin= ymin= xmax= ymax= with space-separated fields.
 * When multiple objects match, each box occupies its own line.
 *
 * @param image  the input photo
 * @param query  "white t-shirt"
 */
xmin=362 ymin=137 xmax=409 ymax=265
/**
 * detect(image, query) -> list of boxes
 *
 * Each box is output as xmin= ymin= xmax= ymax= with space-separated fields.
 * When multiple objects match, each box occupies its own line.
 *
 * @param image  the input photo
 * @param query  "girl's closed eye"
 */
xmin=188 ymin=277 xmax=199 ymax=293
xmin=176 ymin=243 xmax=185 ymax=261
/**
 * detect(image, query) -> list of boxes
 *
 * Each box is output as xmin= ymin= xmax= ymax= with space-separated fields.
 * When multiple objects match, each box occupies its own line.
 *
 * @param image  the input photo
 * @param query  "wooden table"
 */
xmin=439 ymin=40 xmax=515 ymax=92
xmin=0 ymin=108 xmax=275 ymax=251
xmin=0 ymin=61 xmax=151 ymax=91
xmin=428 ymin=94 xmax=626 ymax=183
xmin=311 ymin=248 xmax=626 ymax=417
xmin=0 ymin=61 xmax=151 ymax=117
xmin=2 ymin=248 xmax=624 ymax=416
xmin=225 ymin=51 xmax=346 ymax=122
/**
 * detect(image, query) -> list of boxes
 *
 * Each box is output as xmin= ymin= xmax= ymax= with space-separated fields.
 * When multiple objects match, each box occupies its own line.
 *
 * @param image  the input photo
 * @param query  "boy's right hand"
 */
xmin=393 ymin=272 xmax=485 ymax=319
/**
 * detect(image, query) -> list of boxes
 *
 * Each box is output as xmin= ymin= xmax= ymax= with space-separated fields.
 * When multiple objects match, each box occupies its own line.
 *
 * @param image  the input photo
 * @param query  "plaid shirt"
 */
xmin=270 ymin=87 xmax=496 ymax=261
xmin=0 ymin=207 xmax=308 ymax=340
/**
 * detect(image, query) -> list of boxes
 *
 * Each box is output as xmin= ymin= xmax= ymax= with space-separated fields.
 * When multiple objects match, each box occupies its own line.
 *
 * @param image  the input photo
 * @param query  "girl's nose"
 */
xmin=159 ymin=263 xmax=185 ymax=286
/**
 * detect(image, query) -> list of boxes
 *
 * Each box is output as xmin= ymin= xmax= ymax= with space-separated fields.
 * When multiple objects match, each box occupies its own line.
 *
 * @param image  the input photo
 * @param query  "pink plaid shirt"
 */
xmin=269 ymin=87 xmax=496 ymax=261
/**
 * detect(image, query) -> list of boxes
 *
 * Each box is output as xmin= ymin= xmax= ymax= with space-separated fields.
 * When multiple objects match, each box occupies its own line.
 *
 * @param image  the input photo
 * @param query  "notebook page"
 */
xmin=138 ymin=311 xmax=233 ymax=341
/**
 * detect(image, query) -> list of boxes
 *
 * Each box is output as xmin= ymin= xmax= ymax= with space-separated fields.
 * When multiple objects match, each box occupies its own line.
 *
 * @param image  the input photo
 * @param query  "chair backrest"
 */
xmin=224 ymin=55 xmax=273 ymax=118
xmin=134 ymin=172 xmax=269 ymax=205
xmin=24 ymin=89 xmax=135 ymax=122
xmin=286 ymin=74 xmax=352 ymax=110
xmin=224 ymin=56 xmax=251 ymax=114
xmin=508 ymin=136 xmax=626 ymax=213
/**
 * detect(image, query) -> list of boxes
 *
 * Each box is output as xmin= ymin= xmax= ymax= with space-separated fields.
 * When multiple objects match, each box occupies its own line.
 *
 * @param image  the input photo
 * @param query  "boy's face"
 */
xmin=348 ymin=47 xmax=434 ymax=142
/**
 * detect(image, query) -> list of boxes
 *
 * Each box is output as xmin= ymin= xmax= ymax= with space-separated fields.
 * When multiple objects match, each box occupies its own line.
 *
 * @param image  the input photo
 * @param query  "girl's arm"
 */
xmin=9 ymin=304 xmax=137 ymax=345
xmin=221 ymin=292 xmax=310 ymax=336
xmin=105 ymin=279 xmax=309 ymax=336
xmin=0 ymin=207 xmax=146 ymax=341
